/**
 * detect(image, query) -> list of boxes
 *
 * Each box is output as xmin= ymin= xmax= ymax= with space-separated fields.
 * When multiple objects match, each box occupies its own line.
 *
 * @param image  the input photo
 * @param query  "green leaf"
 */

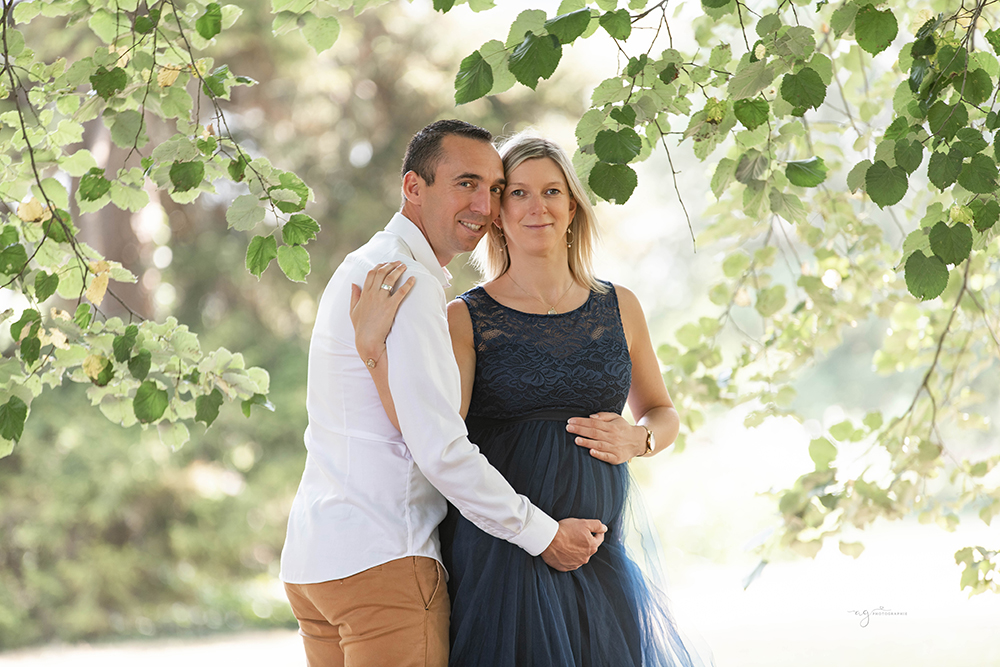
xmin=246 ymin=235 xmax=278 ymax=278
xmin=987 ymin=28 xmax=1000 ymax=55
xmin=9 ymin=309 xmax=38 ymax=342
xmin=830 ymin=3 xmax=857 ymax=37
xmin=455 ymin=50 xmax=494 ymax=104
xmin=588 ymin=162 xmax=637 ymax=204
xmin=195 ymin=3 xmax=222 ymax=40
xmin=228 ymin=155 xmax=248 ymax=182
xmin=34 ymin=272 xmax=59 ymax=302
xmin=865 ymin=161 xmax=907 ymax=208
xmin=722 ymin=251 xmax=750 ymax=278
xmin=609 ymin=105 xmax=637 ymax=127
xmin=894 ymin=139 xmax=923 ymax=174
xmin=927 ymin=101 xmax=968 ymax=141
xmin=927 ymin=149 xmax=963 ymax=190
xmin=728 ymin=60 xmax=775 ymax=100
xmin=0 ymin=244 xmax=28 ymax=275
xmin=544 ymin=8 xmax=591 ymax=44
xmin=929 ymin=221 xmax=972 ymax=265
xmin=958 ymin=68 xmax=993 ymax=106
xmin=733 ymin=99 xmax=769 ymax=130
xmin=272 ymin=171 xmax=310 ymax=213
xmin=599 ymin=9 xmax=631 ymax=40
xmin=111 ymin=109 xmax=149 ymax=148
xmin=785 ymin=157 xmax=827 ymax=187
xmin=282 ymin=214 xmax=321 ymax=245
xmin=89 ymin=66 xmax=127 ymax=99
xmin=277 ymin=244 xmax=311 ymax=282
xmin=302 ymin=14 xmax=340 ymax=54
xmin=133 ymin=380 xmax=168 ymax=423
xmin=94 ymin=357 xmax=114 ymax=386
xmin=196 ymin=388 xmax=225 ymax=426
xmin=593 ymin=128 xmax=642 ymax=164
xmin=780 ymin=67 xmax=826 ymax=111
xmin=241 ymin=393 xmax=274 ymax=418
xmin=846 ymin=159 xmax=871 ymax=193
xmin=884 ymin=116 xmax=910 ymax=142
xmin=508 ymin=32 xmax=562 ymax=90
xmin=701 ymin=0 xmax=730 ymax=8
xmin=73 ymin=303 xmax=92 ymax=328
xmin=198 ymin=137 xmax=218 ymax=156
xmin=625 ymin=54 xmax=647 ymax=78
xmin=112 ymin=324 xmax=138 ymax=362
xmin=202 ymin=65 xmax=230 ymax=98
xmin=957 ymin=154 xmax=998 ymax=194
xmin=955 ymin=128 xmax=987 ymax=154
xmin=755 ymin=285 xmax=786 ymax=317
xmin=909 ymin=56 xmax=929 ymax=94
xmin=0 ymin=226 xmax=17 ymax=247
xmin=0 ymin=396 xmax=28 ymax=442
xmin=79 ymin=167 xmax=111 ymax=201
xmin=659 ymin=63 xmax=679 ymax=84
xmin=169 ymin=161 xmax=205 ymax=192
xmin=433 ymin=0 xmax=455 ymax=11
xmin=854 ymin=4 xmax=897 ymax=56
xmin=134 ymin=9 xmax=160 ymax=34
xmin=809 ymin=437 xmax=837 ymax=469
xmin=973 ymin=199 xmax=999 ymax=232
xmin=735 ymin=150 xmax=768 ymax=184
xmin=937 ymin=45 xmax=968 ymax=79
xmin=911 ymin=34 xmax=935 ymax=58
xmin=20 ymin=336 xmax=40 ymax=366
xmin=904 ymin=251 xmax=948 ymax=300
xmin=128 ymin=349 xmax=151 ymax=381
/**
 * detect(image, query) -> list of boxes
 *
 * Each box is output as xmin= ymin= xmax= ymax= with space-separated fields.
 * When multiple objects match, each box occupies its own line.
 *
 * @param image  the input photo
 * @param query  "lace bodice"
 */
xmin=458 ymin=282 xmax=632 ymax=421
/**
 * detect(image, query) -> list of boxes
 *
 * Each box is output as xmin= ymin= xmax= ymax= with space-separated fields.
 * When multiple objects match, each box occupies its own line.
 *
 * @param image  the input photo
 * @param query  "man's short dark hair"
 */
xmin=401 ymin=120 xmax=493 ymax=185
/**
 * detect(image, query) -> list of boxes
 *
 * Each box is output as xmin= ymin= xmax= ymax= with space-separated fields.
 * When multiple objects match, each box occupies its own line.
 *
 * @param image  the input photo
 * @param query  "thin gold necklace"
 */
xmin=506 ymin=273 xmax=576 ymax=315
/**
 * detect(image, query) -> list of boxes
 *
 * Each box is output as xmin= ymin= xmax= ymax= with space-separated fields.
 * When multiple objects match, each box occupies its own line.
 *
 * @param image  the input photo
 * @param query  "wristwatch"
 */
xmin=640 ymin=425 xmax=655 ymax=456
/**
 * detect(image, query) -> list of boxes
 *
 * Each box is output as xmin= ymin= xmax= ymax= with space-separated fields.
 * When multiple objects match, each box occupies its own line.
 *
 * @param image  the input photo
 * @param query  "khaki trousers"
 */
xmin=284 ymin=556 xmax=449 ymax=667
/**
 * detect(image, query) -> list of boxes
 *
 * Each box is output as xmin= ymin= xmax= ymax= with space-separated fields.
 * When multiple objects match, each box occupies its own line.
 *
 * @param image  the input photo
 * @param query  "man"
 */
xmin=280 ymin=120 xmax=606 ymax=667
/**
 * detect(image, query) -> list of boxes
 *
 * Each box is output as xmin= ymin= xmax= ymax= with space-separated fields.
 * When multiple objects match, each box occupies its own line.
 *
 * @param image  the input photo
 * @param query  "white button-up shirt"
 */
xmin=280 ymin=213 xmax=559 ymax=584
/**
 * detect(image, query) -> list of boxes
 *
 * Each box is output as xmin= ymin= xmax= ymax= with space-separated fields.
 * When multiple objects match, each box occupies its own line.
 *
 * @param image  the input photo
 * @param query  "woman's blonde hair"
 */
xmin=471 ymin=132 xmax=607 ymax=293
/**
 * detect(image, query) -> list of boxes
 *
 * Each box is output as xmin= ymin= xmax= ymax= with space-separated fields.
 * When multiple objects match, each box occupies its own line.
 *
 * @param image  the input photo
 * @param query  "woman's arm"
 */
xmin=446 ymin=298 xmax=476 ymax=420
xmin=566 ymin=284 xmax=679 ymax=464
xmin=349 ymin=261 xmax=414 ymax=430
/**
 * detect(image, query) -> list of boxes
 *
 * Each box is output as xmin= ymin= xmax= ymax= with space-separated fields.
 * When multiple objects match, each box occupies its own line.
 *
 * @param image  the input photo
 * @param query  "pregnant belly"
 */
xmin=468 ymin=415 xmax=630 ymax=528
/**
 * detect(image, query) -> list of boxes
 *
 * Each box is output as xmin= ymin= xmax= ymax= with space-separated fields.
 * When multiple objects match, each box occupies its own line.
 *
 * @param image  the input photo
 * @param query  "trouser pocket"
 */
xmin=412 ymin=557 xmax=442 ymax=611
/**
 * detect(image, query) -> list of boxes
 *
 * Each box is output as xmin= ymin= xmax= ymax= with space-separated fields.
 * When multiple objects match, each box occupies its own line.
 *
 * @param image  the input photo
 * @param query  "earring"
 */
xmin=566 ymin=226 xmax=574 ymax=248
xmin=497 ymin=228 xmax=508 ymax=253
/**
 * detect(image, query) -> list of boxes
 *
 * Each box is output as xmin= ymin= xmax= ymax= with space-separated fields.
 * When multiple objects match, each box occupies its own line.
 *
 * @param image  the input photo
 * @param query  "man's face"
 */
xmin=415 ymin=135 xmax=505 ymax=266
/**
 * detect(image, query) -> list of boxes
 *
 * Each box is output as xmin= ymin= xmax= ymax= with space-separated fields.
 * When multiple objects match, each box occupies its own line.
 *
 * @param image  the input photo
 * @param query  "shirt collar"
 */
xmin=386 ymin=212 xmax=452 ymax=288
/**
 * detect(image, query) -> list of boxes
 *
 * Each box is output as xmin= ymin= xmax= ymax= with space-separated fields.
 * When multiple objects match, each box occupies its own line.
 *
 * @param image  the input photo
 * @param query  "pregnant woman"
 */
xmin=352 ymin=133 xmax=703 ymax=667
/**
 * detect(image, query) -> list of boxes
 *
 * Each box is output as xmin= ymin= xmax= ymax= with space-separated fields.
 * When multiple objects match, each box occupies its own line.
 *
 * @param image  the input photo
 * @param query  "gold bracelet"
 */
xmin=640 ymin=425 xmax=655 ymax=456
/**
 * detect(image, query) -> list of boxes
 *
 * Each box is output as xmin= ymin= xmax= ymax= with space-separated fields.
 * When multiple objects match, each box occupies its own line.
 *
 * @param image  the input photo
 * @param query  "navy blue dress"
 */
xmin=443 ymin=284 xmax=696 ymax=667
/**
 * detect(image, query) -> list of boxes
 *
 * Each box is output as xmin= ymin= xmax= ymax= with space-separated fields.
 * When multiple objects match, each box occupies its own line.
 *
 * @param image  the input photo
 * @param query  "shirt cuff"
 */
xmin=507 ymin=507 xmax=559 ymax=557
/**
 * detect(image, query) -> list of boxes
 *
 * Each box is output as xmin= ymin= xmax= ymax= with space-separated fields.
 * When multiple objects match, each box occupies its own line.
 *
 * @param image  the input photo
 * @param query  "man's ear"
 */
xmin=402 ymin=170 xmax=423 ymax=204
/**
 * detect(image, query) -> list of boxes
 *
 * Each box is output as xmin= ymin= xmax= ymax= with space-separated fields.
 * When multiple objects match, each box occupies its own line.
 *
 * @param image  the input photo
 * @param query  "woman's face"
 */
xmin=498 ymin=157 xmax=577 ymax=256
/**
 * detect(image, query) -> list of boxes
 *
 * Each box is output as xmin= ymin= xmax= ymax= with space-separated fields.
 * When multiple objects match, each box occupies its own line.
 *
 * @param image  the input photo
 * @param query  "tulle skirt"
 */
xmin=442 ymin=410 xmax=698 ymax=667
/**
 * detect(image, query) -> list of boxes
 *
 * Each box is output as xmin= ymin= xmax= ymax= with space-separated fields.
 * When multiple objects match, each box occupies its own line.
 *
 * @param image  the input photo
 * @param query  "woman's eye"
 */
xmin=546 ymin=188 xmax=561 ymax=195
xmin=510 ymin=189 xmax=525 ymax=196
